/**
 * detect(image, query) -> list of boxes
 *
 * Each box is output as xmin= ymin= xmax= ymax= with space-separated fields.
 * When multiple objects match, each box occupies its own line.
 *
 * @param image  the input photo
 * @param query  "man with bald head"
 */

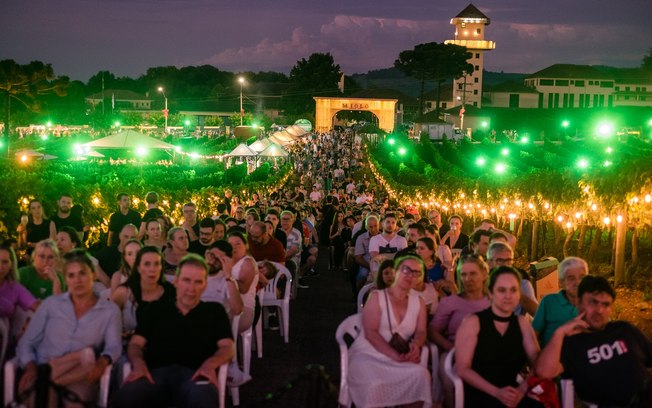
xmin=248 ymin=221 xmax=286 ymax=264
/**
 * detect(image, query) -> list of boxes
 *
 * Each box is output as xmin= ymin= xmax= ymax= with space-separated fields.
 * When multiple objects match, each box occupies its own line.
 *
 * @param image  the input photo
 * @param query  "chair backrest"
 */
xmin=444 ymin=348 xmax=464 ymax=408
xmin=334 ymin=314 xmax=363 ymax=408
xmin=356 ymin=283 xmax=374 ymax=313
xmin=263 ymin=263 xmax=292 ymax=304
xmin=560 ymin=379 xmax=597 ymax=408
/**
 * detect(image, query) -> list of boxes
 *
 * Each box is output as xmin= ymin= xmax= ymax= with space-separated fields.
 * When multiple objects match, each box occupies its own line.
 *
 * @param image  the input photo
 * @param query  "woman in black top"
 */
xmin=18 ymin=199 xmax=55 ymax=255
xmin=455 ymin=266 xmax=542 ymax=408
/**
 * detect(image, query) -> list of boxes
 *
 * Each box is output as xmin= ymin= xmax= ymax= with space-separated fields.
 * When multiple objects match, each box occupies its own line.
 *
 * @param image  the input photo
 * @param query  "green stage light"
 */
xmin=495 ymin=163 xmax=506 ymax=174
xmin=603 ymin=160 xmax=612 ymax=167
xmin=501 ymin=148 xmax=509 ymax=156
xmin=476 ymin=157 xmax=486 ymax=166
xmin=136 ymin=146 xmax=148 ymax=157
xmin=521 ymin=136 xmax=529 ymax=144
xmin=189 ymin=152 xmax=200 ymax=159
xmin=114 ymin=121 xmax=121 ymax=127
xmin=606 ymin=146 xmax=613 ymax=154
xmin=577 ymin=158 xmax=589 ymax=169
xmin=174 ymin=146 xmax=182 ymax=153
xmin=388 ymin=138 xmax=396 ymax=145
xmin=46 ymin=121 xmax=52 ymax=127
xmin=481 ymin=121 xmax=488 ymax=128
xmin=398 ymin=147 xmax=407 ymax=156
xmin=562 ymin=120 xmax=570 ymax=128
xmin=73 ymin=144 xmax=83 ymax=155
xmin=41 ymin=134 xmax=48 ymax=141
xmin=184 ymin=120 xmax=191 ymax=126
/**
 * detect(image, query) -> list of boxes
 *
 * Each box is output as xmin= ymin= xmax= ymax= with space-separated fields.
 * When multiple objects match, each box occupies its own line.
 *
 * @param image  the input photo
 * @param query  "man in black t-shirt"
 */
xmin=50 ymin=194 xmax=84 ymax=234
xmin=107 ymin=193 xmax=142 ymax=247
xmin=112 ymin=255 xmax=234 ymax=408
xmin=537 ymin=275 xmax=652 ymax=407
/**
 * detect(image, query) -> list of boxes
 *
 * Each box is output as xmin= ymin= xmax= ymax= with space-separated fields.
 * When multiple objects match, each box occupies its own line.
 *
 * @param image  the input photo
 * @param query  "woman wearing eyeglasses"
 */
xmin=428 ymin=254 xmax=491 ymax=408
xmin=348 ymin=255 xmax=431 ymax=407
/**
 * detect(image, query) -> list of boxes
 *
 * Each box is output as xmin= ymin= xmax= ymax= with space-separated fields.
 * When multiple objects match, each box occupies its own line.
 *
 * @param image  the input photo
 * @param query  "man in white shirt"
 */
xmin=368 ymin=213 xmax=408 ymax=281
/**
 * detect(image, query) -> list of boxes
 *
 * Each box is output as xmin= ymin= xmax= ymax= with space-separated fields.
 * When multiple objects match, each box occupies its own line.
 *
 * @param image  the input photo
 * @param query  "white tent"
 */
xmin=285 ymin=125 xmax=307 ymax=136
xmin=81 ymin=130 xmax=176 ymax=150
xmin=258 ymin=143 xmax=288 ymax=158
xmin=14 ymin=150 xmax=57 ymax=160
xmin=227 ymin=143 xmax=258 ymax=157
xmin=248 ymin=138 xmax=272 ymax=153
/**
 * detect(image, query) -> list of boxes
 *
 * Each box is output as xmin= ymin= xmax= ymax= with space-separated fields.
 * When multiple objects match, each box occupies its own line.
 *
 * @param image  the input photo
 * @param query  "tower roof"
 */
xmin=452 ymin=4 xmax=490 ymax=25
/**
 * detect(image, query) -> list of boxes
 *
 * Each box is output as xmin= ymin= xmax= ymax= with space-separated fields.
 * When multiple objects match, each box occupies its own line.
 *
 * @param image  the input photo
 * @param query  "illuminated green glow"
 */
xmin=476 ymin=157 xmax=486 ymax=166
xmin=495 ymin=163 xmax=506 ymax=174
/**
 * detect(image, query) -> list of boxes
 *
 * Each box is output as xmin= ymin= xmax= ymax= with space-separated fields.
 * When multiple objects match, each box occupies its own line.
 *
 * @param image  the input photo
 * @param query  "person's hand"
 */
xmin=218 ymin=254 xmax=234 ymax=277
xmin=192 ymin=363 xmax=218 ymax=388
xmin=495 ymin=386 xmax=522 ymax=407
xmin=43 ymin=265 xmax=58 ymax=282
xmin=559 ymin=312 xmax=589 ymax=337
xmin=401 ymin=342 xmax=421 ymax=363
xmin=125 ymin=364 xmax=154 ymax=384
xmin=87 ymin=357 xmax=110 ymax=383
xmin=18 ymin=363 xmax=37 ymax=394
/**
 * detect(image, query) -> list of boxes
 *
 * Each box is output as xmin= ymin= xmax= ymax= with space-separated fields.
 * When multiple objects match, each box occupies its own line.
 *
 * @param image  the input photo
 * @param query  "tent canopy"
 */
xmin=81 ymin=130 xmax=176 ymax=150
xmin=227 ymin=143 xmax=258 ymax=157
xmin=258 ymin=143 xmax=288 ymax=158
xmin=249 ymin=138 xmax=271 ymax=153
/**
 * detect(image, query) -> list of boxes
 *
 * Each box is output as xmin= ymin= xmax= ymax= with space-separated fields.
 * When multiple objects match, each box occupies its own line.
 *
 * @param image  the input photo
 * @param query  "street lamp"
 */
xmin=238 ymin=77 xmax=245 ymax=126
xmin=158 ymin=86 xmax=168 ymax=133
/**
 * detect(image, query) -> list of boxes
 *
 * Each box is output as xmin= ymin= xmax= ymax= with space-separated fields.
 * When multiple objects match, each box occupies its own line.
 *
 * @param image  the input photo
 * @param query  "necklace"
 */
xmin=489 ymin=308 xmax=512 ymax=322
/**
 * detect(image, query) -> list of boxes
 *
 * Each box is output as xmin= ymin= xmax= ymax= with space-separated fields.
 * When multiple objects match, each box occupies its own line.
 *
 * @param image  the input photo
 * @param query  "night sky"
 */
xmin=1 ymin=0 xmax=651 ymax=81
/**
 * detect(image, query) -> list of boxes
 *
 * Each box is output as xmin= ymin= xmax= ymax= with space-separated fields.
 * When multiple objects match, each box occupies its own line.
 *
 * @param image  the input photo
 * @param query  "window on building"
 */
xmin=579 ymin=94 xmax=584 ymax=107
xmin=588 ymin=81 xmax=594 ymax=86
xmin=624 ymin=96 xmax=630 ymax=101
xmin=600 ymin=81 xmax=614 ymax=88
xmin=473 ymin=102 xmax=478 ymax=107
xmin=475 ymin=65 xmax=479 ymax=71
xmin=593 ymin=94 xmax=599 ymax=107
xmin=554 ymin=93 xmax=560 ymax=108
xmin=540 ymin=79 xmax=554 ymax=86
xmin=636 ymin=87 xmax=640 ymax=92
xmin=458 ymin=84 xmax=463 ymax=90
xmin=476 ymin=28 xmax=481 ymax=34
xmin=575 ymin=80 xmax=585 ymax=87
xmin=643 ymin=87 xmax=647 ymax=92
xmin=625 ymin=86 xmax=630 ymax=91
xmin=475 ymin=53 xmax=480 ymax=58
xmin=548 ymin=93 xmax=554 ymax=108
xmin=474 ymin=77 xmax=479 ymax=83
xmin=555 ymin=80 xmax=569 ymax=86
xmin=442 ymin=102 xmax=447 ymax=108
xmin=569 ymin=93 xmax=575 ymax=107
xmin=563 ymin=93 xmax=568 ymax=108
xmin=473 ymin=90 xmax=478 ymax=95
xmin=615 ymin=86 xmax=620 ymax=91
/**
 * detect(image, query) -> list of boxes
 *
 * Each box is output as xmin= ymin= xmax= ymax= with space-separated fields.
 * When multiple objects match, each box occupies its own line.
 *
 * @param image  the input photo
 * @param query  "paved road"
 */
xmin=237 ymin=245 xmax=356 ymax=407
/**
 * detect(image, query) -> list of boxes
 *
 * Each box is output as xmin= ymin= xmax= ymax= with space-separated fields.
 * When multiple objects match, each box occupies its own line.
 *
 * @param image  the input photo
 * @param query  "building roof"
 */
xmin=443 ymin=104 xmax=484 ymax=116
xmin=527 ymin=64 xmax=610 ymax=80
xmin=86 ymin=89 xmax=151 ymax=101
xmin=606 ymin=68 xmax=652 ymax=85
xmin=485 ymin=81 xmax=540 ymax=94
xmin=415 ymin=110 xmax=450 ymax=124
xmin=452 ymin=4 xmax=490 ymax=25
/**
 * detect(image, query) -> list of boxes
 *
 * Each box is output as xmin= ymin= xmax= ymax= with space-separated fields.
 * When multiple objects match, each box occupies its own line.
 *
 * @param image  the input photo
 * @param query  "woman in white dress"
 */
xmin=348 ymin=255 xmax=432 ymax=408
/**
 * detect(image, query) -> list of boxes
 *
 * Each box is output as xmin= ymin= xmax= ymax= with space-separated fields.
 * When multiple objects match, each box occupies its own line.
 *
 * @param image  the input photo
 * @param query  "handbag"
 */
xmin=384 ymin=290 xmax=410 ymax=354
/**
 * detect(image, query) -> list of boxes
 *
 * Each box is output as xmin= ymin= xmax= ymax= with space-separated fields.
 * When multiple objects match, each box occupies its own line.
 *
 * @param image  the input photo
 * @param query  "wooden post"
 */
xmin=530 ymin=220 xmax=539 ymax=261
xmin=577 ymin=225 xmax=587 ymax=257
xmin=563 ymin=228 xmax=574 ymax=259
xmin=589 ymin=227 xmax=602 ymax=261
xmin=614 ymin=213 xmax=627 ymax=285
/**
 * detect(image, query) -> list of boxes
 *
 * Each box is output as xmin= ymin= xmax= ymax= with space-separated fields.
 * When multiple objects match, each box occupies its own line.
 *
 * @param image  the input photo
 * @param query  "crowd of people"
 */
xmin=0 ymin=129 xmax=650 ymax=407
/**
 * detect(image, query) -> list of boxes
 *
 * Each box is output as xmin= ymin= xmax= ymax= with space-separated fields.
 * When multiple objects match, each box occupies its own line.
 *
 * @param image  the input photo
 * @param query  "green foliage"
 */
xmin=284 ymin=53 xmax=341 ymax=115
xmin=0 ymin=160 xmax=291 ymax=244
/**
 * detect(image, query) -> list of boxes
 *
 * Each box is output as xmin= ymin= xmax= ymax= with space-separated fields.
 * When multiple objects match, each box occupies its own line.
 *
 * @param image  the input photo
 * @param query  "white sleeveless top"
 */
xmin=378 ymin=289 xmax=420 ymax=342
xmin=231 ymin=255 xmax=259 ymax=310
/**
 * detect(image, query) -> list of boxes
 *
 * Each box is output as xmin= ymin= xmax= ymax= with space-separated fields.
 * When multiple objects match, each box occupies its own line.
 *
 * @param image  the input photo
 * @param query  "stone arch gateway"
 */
xmin=313 ymin=97 xmax=398 ymax=133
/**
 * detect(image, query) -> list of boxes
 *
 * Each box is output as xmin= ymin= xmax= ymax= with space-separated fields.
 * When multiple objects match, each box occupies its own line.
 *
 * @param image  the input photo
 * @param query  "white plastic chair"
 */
xmin=122 ymin=360 xmax=230 ymax=408
xmin=356 ymin=283 xmax=374 ymax=312
xmin=444 ymin=347 xmax=464 ymax=408
xmin=4 ymin=357 xmax=112 ymax=407
xmin=262 ymin=262 xmax=292 ymax=343
xmin=335 ymin=313 xmax=430 ymax=407
xmin=0 ymin=317 xmax=9 ymax=369
xmin=561 ymin=379 xmax=597 ymax=408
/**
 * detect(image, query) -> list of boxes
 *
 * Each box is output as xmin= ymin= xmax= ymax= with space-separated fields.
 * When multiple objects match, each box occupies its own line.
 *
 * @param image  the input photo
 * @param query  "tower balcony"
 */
xmin=445 ymin=39 xmax=495 ymax=50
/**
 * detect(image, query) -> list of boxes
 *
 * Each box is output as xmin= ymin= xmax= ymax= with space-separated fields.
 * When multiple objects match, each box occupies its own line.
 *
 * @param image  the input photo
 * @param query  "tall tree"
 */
xmin=284 ymin=53 xmax=341 ymax=115
xmin=0 ymin=60 xmax=68 ymax=157
xmin=394 ymin=42 xmax=473 ymax=116
xmin=642 ymin=48 xmax=652 ymax=71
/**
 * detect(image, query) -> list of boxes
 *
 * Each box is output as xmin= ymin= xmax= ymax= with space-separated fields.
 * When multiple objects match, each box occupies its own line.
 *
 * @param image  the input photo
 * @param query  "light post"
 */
xmin=238 ymin=77 xmax=245 ymax=126
xmin=158 ymin=86 xmax=168 ymax=133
